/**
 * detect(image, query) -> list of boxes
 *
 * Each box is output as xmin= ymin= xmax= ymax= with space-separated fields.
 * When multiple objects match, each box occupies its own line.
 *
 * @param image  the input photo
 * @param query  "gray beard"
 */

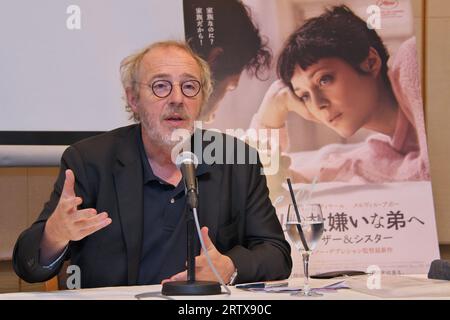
xmin=141 ymin=114 xmax=194 ymax=152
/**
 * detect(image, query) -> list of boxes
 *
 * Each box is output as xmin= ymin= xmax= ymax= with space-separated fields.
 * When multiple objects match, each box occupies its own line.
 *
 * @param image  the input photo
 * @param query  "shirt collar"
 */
xmin=137 ymin=129 xmax=159 ymax=184
xmin=137 ymin=126 xmax=212 ymax=185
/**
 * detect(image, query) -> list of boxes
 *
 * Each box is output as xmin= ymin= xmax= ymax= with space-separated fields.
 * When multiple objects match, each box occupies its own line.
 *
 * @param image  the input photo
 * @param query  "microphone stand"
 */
xmin=161 ymin=193 xmax=221 ymax=296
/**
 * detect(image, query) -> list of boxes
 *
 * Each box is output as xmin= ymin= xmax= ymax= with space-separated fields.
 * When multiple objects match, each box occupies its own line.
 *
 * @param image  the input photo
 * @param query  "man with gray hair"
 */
xmin=13 ymin=41 xmax=291 ymax=288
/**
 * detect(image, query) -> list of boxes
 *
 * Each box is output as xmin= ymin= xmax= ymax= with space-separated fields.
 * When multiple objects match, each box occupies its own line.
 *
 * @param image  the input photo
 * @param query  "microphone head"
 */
xmin=175 ymin=151 xmax=199 ymax=169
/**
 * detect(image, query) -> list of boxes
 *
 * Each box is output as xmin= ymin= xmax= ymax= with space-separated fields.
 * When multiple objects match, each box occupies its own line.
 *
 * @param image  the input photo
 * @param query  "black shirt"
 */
xmin=136 ymin=132 xmax=205 ymax=284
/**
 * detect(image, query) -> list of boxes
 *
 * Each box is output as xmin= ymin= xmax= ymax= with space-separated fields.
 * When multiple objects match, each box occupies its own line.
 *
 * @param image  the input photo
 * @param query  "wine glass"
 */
xmin=285 ymin=203 xmax=324 ymax=296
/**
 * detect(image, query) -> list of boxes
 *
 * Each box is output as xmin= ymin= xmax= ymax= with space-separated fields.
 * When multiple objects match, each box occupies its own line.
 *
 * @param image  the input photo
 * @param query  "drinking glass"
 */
xmin=285 ymin=203 xmax=324 ymax=296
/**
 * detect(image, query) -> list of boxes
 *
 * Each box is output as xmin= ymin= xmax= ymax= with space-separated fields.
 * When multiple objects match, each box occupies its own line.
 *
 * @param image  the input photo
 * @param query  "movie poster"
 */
xmin=184 ymin=0 xmax=440 ymax=276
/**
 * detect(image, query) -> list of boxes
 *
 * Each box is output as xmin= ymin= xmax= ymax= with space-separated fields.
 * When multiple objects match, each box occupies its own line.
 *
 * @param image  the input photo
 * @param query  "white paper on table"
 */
xmin=345 ymin=275 xmax=450 ymax=298
xmin=248 ymin=280 xmax=349 ymax=293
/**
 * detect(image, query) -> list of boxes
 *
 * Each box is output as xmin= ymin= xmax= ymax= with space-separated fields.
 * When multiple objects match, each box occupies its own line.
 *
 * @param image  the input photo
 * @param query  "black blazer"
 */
xmin=13 ymin=124 xmax=292 ymax=288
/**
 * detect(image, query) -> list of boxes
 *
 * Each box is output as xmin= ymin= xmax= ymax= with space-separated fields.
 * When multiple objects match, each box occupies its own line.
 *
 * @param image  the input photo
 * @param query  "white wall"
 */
xmin=0 ymin=0 xmax=184 ymax=132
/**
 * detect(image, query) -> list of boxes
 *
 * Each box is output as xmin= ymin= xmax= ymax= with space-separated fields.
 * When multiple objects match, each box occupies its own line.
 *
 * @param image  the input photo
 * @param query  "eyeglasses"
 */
xmin=142 ymin=79 xmax=202 ymax=98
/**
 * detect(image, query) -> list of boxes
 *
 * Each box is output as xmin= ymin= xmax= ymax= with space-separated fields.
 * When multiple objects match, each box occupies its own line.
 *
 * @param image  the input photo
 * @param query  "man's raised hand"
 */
xmin=40 ymin=169 xmax=111 ymax=264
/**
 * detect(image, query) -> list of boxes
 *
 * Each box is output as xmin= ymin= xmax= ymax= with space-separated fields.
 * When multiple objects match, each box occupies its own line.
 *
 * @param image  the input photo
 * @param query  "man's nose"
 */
xmin=168 ymin=84 xmax=184 ymax=104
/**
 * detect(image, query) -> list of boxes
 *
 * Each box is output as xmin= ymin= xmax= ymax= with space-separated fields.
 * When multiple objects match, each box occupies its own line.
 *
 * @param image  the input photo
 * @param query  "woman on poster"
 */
xmin=251 ymin=5 xmax=430 ymax=187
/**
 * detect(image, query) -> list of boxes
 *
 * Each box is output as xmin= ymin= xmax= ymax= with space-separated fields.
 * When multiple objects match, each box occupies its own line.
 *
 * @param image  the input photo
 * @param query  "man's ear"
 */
xmin=360 ymin=47 xmax=382 ymax=76
xmin=206 ymin=47 xmax=224 ymax=68
xmin=125 ymin=87 xmax=139 ymax=112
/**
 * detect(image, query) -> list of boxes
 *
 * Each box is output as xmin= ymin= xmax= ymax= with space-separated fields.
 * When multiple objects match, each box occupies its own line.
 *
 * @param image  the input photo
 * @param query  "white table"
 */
xmin=1 ymin=275 xmax=449 ymax=300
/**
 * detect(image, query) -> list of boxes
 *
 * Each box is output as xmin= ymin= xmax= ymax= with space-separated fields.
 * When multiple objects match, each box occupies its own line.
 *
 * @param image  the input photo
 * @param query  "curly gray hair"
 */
xmin=120 ymin=40 xmax=213 ymax=122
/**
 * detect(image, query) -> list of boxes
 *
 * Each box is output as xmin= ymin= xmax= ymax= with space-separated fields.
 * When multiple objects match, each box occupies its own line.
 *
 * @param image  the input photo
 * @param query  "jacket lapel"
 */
xmin=113 ymin=125 xmax=143 ymax=285
xmin=196 ymin=162 xmax=223 ymax=245
xmin=193 ymin=129 xmax=225 ymax=245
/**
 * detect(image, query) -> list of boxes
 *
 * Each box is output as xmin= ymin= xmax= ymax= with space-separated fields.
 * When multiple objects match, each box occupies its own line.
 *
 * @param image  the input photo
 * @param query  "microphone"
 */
xmin=176 ymin=151 xmax=199 ymax=209
xmin=162 ymin=151 xmax=221 ymax=295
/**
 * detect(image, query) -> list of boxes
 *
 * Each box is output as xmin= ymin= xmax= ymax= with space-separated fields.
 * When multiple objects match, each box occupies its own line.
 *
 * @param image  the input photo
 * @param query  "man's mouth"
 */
xmin=164 ymin=114 xmax=188 ymax=126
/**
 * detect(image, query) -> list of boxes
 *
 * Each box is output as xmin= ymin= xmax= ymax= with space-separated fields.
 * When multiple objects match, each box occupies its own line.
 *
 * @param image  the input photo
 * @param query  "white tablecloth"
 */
xmin=1 ymin=275 xmax=449 ymax=300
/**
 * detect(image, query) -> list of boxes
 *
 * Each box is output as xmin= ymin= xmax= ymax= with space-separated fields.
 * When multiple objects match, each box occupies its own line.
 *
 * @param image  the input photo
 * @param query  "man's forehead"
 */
xmin=140 ymin=47 xmax=201 ymax=79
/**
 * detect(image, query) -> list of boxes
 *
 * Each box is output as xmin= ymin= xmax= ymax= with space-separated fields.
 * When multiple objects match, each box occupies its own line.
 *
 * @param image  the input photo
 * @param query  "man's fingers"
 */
xmin=195 ymin=254 xmax=208 ymax=267
xmin=161 ymin=278 xmax=172 ymax=285
xmin=78 ymin=221 xmax=111 ymax=239
xmin=169 ymin=270 xmax=187 ymax=282
xmin=192 ymin=266 xmax=216 ymax=282
xmin=73 ymin=208 xmax=97 ymax=220
xmin=200 ymin=226 xmax=214 ymax=251
xmin=75 ymin=212 xmax=110 ymax=230
xmin=61 ymin=169 xmax=76 ymax=199
xmin=60 ymin=196 xmax=83 ymax=213
xmin=161 ymin=270 xmax=187 ymax=284
xmin=78 ymin=215 xmax=112 ymax=238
